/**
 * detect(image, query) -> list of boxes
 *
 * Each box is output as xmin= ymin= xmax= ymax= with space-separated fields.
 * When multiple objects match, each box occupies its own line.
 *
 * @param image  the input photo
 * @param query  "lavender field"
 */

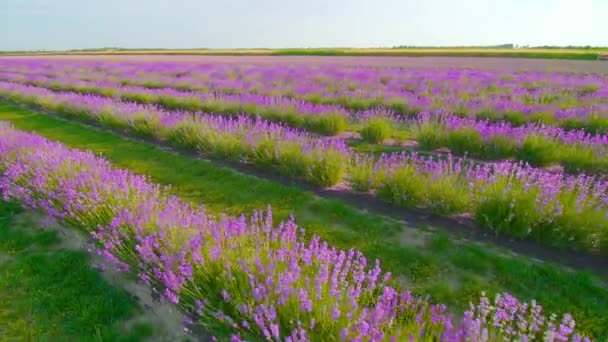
xmin=0 ymin=57 xmax=607 ymax=340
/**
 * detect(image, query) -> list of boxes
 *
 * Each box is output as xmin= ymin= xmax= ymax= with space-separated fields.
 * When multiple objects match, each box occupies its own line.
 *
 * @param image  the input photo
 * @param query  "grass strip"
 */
xmin=0 ymin=201 xmax=157 ymax=341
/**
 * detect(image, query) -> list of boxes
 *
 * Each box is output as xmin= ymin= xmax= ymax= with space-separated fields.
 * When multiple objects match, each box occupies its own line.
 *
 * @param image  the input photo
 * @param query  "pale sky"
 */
xmin=1 ymin=0 xmax=606 ymax=50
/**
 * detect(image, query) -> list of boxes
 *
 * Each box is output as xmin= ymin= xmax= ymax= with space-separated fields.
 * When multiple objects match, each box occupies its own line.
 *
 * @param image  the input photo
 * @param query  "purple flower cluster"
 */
xmin=0 ymin=122 xmax=591 ymax=341
xmin=463 ymin=292 xmax=590 ymax=341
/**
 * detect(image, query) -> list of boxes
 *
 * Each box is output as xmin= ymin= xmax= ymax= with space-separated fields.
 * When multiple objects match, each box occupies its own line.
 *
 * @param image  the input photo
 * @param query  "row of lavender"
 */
xmin=1 ymin=71 xmax=608 ymax=174
xmin=3 ymin=59 xmax=608 ymax=108
xmin=0 ymin=81 xmax=606 ymax=254
xmin=0 ymin=122 xmax=590 ymax=341
xmin=351 ymin=153 xmax=607 ymax=252
xmin=354 ymin=110 xmax=608 ymax=174
xmin=1 ymin=60 xmax=607 ymax=133
xmin=0 ymin=70 xmax=351 ymax=135
xmin=2 ymin=64 xmax=608 ymax=136
xmin=404 ymin=113 xmax=608 ymax=174
xmin=0 ymin=81 xmax=349 ymax=187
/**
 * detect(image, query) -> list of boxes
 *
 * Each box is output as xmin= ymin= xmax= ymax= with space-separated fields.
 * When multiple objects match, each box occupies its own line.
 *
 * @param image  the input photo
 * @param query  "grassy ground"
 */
xmin=0 ymin=201 xmax=157 ymax=341
xmin=2 ymin=48 xmax=607 ymax=60
xmin=0 ymin=102 xmax=607 ymax=338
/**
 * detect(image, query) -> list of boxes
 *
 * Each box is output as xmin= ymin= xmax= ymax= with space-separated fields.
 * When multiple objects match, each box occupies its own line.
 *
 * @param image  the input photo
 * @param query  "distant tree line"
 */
xmin=392 ymin=44 xmax=606 ymax=49
xmin=392 ymin=44 xmax=515 ymax=49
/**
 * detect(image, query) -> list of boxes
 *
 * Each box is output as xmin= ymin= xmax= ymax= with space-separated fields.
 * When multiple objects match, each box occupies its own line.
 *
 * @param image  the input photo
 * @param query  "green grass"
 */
xmin=0 ymin=201 xmax=156 ymax=341
xmin=1 ymin=102 xmax=607 ymax=338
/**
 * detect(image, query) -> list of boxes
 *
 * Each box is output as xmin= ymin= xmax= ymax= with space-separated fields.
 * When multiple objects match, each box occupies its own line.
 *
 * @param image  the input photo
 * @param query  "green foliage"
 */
xmin=426 ymin=175 xmax=471 ymax=214
xmin=561 ymin=146 xmax=608 ymax=175
xmin=480 ymin=135 xmax=517 ymax=160
xmin=445 ymin=127 xmax=483 ymax=155
xmin=337 ymin=95 xmax=381 ymax=111
xmin=303 ymin=148 xmax=349 ymax=187
xmin=376 ymin=165 xmax=427 ymax=207
xmin=130 ymin=113 xmax=163 ymax=138
xmin=120 ymin=92 xmax=155 ymax=104
xmin=517 ymin=135 xmax=561 ymax=166
xmin=559 ymin=118 xmax=587 ymax=131
xmin=349 ymin=158 xmax=375 ymax=192
xmin=158 ymin=94 xmax=203 ymax=112
xmin=310 ymin=112 xmax=347 ymax=135
xmin=475 ymin=109 xmax=499 ymax=122
xmin=472 ymin=175 xmax=608 ymax=253
xmin=410 ymin=119 xmax=446 ymax=151
xmin=359 ymin=117 xmax=393 ymax=143
xmin=473 ymin=178 xmax=544 ymax=238
xmin=586 ymin=114 xmax=608 ymax=135
xmin=98 ymin=109 xmax=129 ymax=130
xmin=560 ymin=115 xmax=608 ymax=135
xmin=579 ymin=84 xmax=599 ymax=96
xmin=528 ymin=111 xmax=557 ymax=125
xmin=501 ymin=110 xmax=528 ymax=126
xmin=387 ymin=99 xmax=420 ymax=117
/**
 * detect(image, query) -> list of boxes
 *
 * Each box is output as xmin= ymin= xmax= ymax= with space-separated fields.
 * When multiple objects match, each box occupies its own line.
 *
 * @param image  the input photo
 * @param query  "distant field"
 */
xmin=5 ymin=54 xmax=608 ymax=73
xmin=2 ymin=47 xmax=608 ymax=60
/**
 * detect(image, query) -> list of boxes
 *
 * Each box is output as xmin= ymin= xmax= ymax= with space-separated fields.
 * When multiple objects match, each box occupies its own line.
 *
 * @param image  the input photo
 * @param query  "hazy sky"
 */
xmin=1 ymin=0 xmax=606 ymax=50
